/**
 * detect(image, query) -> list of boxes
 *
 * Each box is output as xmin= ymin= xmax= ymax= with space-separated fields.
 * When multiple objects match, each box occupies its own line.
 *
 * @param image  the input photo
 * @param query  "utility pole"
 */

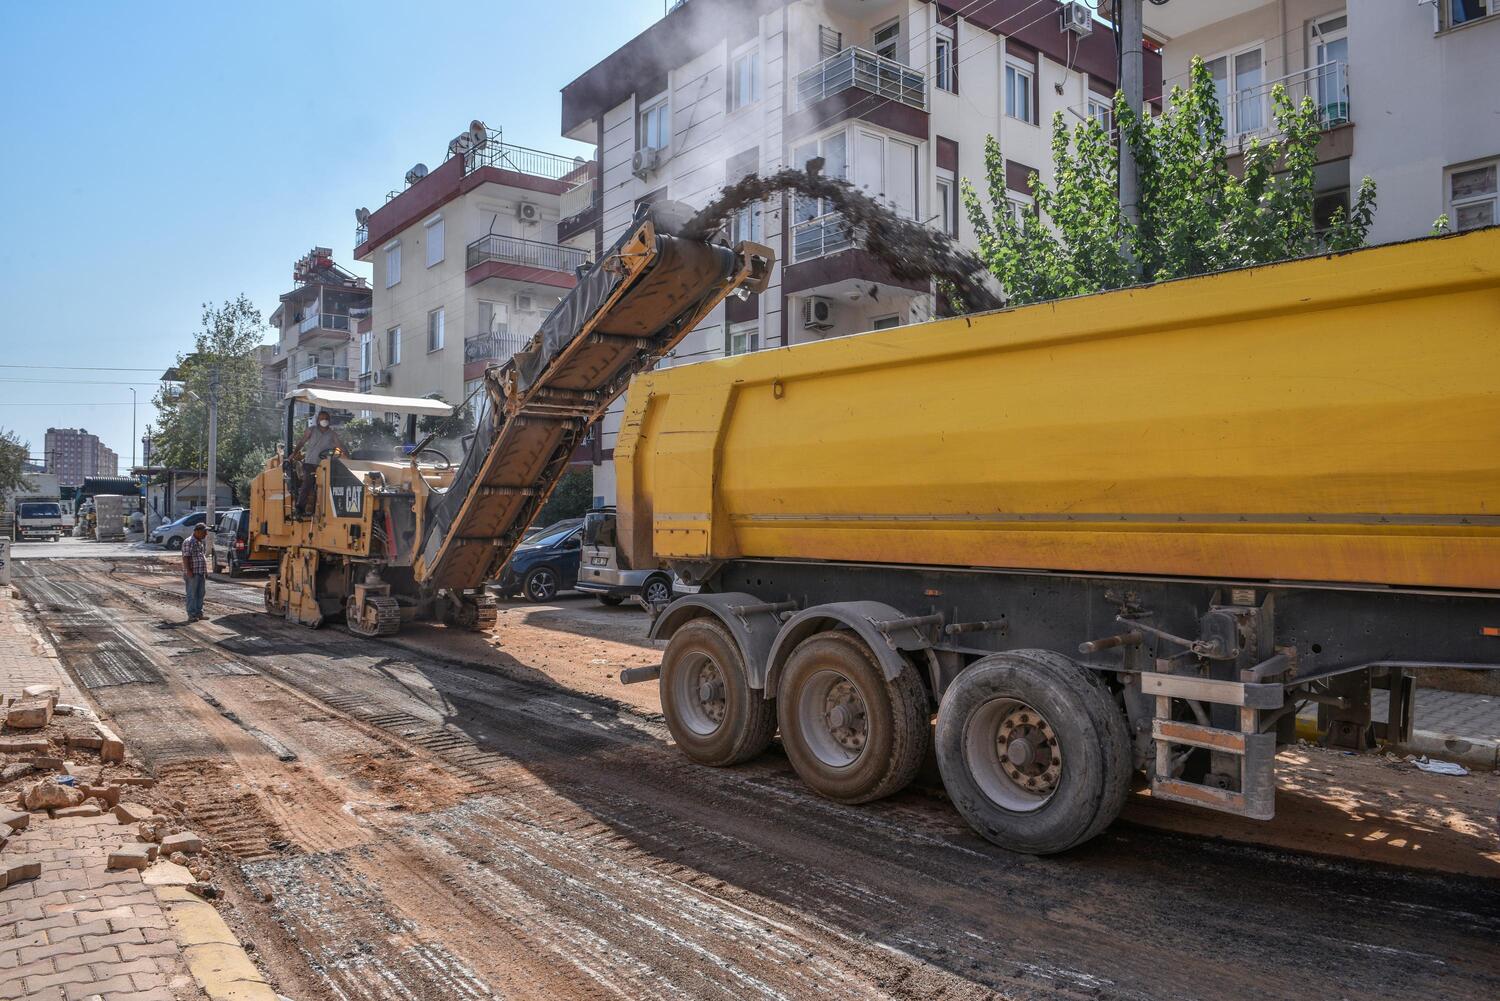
xmin=1118 ymin=0 xmax=1145 ymax=239
xmin=206 ymin=367 xmax=220 ymax=530
xmin=130 ymin=388 xmax=137 ymax=469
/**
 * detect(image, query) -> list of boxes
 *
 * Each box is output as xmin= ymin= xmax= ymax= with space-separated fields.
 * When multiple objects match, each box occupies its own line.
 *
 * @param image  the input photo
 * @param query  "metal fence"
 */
xmin=466 ymin=234 xmax=589 ymax=273
xmin=1226 ymin=60 xmax=1349 ymax=141
xmin=464 ymin=332 xmax=528 ymax=364
xmin=792 ymin=214 xmax=856 ymax=262
xmin=796 ymin=46 xmax=926 ymax=111
xmin=463 ymin=140 xmax=586 ymax=181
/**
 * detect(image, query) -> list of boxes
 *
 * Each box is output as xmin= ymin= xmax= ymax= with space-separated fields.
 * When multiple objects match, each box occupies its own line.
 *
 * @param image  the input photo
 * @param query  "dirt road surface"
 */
xmin=12 ymin=557 xmax=1500 ymax=1001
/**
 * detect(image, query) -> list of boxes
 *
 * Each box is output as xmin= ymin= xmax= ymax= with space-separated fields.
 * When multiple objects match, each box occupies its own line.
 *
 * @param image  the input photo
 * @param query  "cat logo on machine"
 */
xmin=328 ymin=461 xmax=365 ymax=518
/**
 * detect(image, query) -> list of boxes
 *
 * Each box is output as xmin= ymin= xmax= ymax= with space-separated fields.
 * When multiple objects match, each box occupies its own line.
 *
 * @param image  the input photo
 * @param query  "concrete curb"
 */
xmin=154 ymin=884 xmax=279 ymax=1001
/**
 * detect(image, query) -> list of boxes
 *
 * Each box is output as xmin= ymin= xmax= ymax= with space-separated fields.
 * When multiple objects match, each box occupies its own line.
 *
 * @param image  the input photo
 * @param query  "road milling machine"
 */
xmin=250 ymin=203 xmax=773 ymax=636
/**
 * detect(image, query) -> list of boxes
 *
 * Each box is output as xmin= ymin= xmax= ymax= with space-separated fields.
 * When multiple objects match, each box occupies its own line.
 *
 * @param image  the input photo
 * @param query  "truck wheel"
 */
xmin=935 ymin=650 xmax=1131 ymax=855
xmin=660 ymin=618 xmax=776 ymax=766
xmin=777 ymin=631 xmax=929 ymax=805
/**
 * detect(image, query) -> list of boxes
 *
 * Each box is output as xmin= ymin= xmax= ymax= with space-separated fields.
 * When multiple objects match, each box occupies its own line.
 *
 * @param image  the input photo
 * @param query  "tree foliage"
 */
xmin=535 ymin=467 xmax=594 ymax=525
xmin=0 ymin=429 xmax=31 ymax=497
xmin=339 ymin=417 xmax=401 ymax=460
xmin=962 ymin=57 xmax=1378 ymax=306
xmin=149 ymin=295 xmax=279 ymax=503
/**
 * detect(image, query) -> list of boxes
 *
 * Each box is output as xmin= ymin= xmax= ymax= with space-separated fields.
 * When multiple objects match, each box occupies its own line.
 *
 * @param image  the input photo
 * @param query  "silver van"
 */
xmin=576 ymin=507 xmax=674 ymax=607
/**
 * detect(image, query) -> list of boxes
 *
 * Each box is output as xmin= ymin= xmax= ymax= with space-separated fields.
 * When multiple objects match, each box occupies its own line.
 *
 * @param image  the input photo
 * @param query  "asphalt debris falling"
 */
xmin=678 ymin=167 xmax=1004 ymax=313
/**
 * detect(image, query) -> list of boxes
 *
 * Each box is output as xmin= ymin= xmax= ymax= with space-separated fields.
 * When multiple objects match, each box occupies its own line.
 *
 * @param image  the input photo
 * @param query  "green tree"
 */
xmin=0 ymin=429 xmax=31 ymax=495
xmin=963 ymin=56 xmax=1377 ymax=306
xmin=535 ymin=467 xmax=593 ymax=525
xmin=150 ymin=295 xmax=280 ymax=503
xmin=417 ymin=396 xmax=476 ymax=442
xmin=339 ymin=417 xmax=401 ymax=459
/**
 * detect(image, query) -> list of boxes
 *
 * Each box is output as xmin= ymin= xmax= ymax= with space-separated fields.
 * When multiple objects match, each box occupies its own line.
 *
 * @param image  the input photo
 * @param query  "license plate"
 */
xmin=590 ymin=557 xmax=608 ymax=566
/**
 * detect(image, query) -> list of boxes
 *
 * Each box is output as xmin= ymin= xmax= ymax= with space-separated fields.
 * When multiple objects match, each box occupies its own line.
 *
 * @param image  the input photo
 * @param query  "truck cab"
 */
xmin=576 ymin=506 xmax=673 ymax=608
xmin=14 ymin=500 xmax=63 ymax=542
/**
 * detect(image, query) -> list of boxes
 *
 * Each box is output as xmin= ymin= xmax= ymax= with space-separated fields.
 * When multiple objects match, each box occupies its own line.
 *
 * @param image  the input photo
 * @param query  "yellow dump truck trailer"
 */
xmin=617 ymin=228 xmax=1500 ymax=853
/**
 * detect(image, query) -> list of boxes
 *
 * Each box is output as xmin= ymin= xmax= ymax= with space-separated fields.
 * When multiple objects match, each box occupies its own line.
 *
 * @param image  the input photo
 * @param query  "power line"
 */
xmin=0 ymin=378 xmax=162 ymax=387
xmin=0 ymin=364 xmax=168 ymax=373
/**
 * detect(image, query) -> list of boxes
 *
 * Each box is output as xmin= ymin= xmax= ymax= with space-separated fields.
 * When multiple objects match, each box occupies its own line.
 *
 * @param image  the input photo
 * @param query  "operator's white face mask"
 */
xmin=318 ymin=419 xmax=329 ymax=427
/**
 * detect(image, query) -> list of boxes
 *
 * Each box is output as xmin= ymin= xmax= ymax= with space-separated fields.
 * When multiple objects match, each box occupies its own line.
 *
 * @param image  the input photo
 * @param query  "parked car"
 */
xmin=211 ymin=507 xmax=277 ymax=577
xmin=576 ymin=506 xmax=675 ymax=607
xmin=149 ymin=511 xmax=208 ymax=550
xmin=495 ymin=519 xmax=583 ymax=602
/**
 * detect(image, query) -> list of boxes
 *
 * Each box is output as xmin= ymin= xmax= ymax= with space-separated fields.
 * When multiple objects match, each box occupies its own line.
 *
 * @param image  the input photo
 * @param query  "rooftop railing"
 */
xmin=462 ymin=140 xmax=587 ymax=181
xmin=796 ymin=46 xmax=926 ymax=112
xmin=466 ymin=234 xmax=589 ymax=273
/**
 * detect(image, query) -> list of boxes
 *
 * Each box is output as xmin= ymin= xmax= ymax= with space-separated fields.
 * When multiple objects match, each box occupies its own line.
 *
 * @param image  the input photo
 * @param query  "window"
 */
xmin=359 ymin=331 xmax=372 ymax=374
xmin=1206 ymin=47 xmax=1264 ymax=134
xmin=730 ymin=201 xmax=763 ymax=244
xmin=384 ymin=241 xmax=401 ymax=287
xmin=638 ymin=95 xmax=668 ymax=151
xmin=852 ymin=130 xmax=917 ymax=219
xmin=936 ymin=173 xmax=956 ymax=237
xmin=478 ymin=300 xmax=509 ymax=337
xmin=872 ymin=19 xmax=900 ymax=60
xmin=427 ymin=308 xmax=445 ymax=352
xmin=1445 ymin=0 xmax=1494 ymax=28
xmin=1087 ymin=97 xmax=1113 ymax=133
xmin=934 ymin=27 xmax=956 ymax=93
xmin=870 ymin=315 xmax=901 ymax=331
xmin=1449 ymin=160 xmax=1498 ymax=231
xmin=424 ymin=215 xmax=444 ymax=268
xmin=1006 ymin=196 xmax=1031 ymax=224
xmin=385 ymin=412 xmax=400 ymax=427
xmin=386 ymin=326 xmax=401 ymax=365
xmin=1311 ymin=15 xmax=1349 ymax=121
xmin=1005 ymin=61 xmax=1034 ymax=124
xmin=727 ymin=321 xmax=759 ymax=356
xmin=730 ymin=46 xmax=760 ymax=111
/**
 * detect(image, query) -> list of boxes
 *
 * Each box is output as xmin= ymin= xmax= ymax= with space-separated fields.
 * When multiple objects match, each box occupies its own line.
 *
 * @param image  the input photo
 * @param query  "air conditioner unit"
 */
xmin=802 ymin=296 xmax=834 ymax=330
xmin=514 ymin=292 xmax=536 ymax=312
xmin=632 ymin=147 xmax=663 ymax=179
xmin=516 ymin=202 xmax=540 ymax=224
xmin=373 ymin=370 xmax=392 ymax=387
xmin=1061 ymin=1 xmax=1094 ymax=35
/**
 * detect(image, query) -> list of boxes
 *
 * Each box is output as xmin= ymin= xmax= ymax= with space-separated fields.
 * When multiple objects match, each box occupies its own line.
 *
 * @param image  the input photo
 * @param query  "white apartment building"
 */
xmin=560 ymin=0 xmax=1160 ymax=503
xmin=352 ymin=124 xmax=593 ymax=422
xmin=1138 ymin=0 xmax=1500 ymax=244
xmin=264 ymin=248 xmax=372 ymax=417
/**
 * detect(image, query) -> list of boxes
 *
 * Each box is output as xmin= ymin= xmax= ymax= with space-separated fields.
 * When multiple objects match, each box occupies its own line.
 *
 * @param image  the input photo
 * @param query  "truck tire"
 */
xmin=935 ymin=650 xmax=1131 ymax=855
xmin=660 ymin=618 xmax=776 ymax=766
xmin=776 ymin=631 xmax=929 ymax=805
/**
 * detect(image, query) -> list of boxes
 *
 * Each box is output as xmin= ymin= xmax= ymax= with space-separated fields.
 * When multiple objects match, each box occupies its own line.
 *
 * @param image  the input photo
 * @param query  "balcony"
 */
xmin=796 ymin=47 xmax=926 ymax=113
xmin=297 ymin=312 xmax=352 ymax=339
xmin=560 ymin=179 xmax=595 ymax=219
xmin=467 ymin=234 xmax=588 ymax=275
xmin=297 ymin=364 xmax=351 ymax=387
xmin=1222 ymin=60 xmax=1350 ymax=143
xmin=465 ymin=332 xmax=527 ymax=364
xmin=355 ymin=223 xmax=368 ymax=247
xmin=792 ymin=213 xmax=855 ymax=263
xmin=462 ymin=139 xmax=587 ymax=182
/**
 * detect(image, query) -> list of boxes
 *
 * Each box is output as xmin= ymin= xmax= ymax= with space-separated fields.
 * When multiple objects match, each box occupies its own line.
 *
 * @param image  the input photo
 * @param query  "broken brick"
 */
xmin=0 ymin=737 xmax=49 ymax=754
xmin=95 ymin=723 xmax=126 ymax=764
xmin=117 ymin=776 xmax=157 ymax=788
xmin=106 ymin=846 xmax=153 ymax=871
xmin=81 ymin=784 xmax=121 ymax=808
xmin=160 ymin=831 xmax=203 ymax=855
xmin=29 ymin=755 xmax=65 ymax=771
xmin=3 ymin=859 xmax=40 ymax=883
xmin=0 ymin=809 xmax=25 ymax=832
xmin=52 ymin=804 xmax=101 ymax=819
xmin=141 ymin=860 xmax=194 ymax=886
xmin=66 ymin=733 xmax=104 ymax=750
xmin=5 ymin=698 xmax=53 ymax=729
xmin=22 ymin=684 xmax=58 ymax=702
xmin=113 ymin=802 xmax=154 ymax=824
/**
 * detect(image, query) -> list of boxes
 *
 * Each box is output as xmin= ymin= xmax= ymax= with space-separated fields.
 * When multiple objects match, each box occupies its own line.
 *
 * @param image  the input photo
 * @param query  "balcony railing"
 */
xmin=355 ymin=223 xmax=368 ymax=246
xmin=792 ymin=213 xmax=855 ymax=262
xmin=1223 ymin=60 xmax=1349 ymax=142
xmin=797 ymin=47 xmax=926 ymax=112
xmin=560 ymin=179 xmax=597 ymax=220
xmin=357 ymin=371 xmax=374 ymax=393
xmin=298 ymin=312 xmax=352 ymax=336
xmin=465 ymin=332 xmax=528 ymax=365
xmin=462 ymin=139 xmax=587 ymax=181
xmin=297 ymin=364 xmax=350 ymax=384
xmin=466 ymin=234 xmax=589 ymax=273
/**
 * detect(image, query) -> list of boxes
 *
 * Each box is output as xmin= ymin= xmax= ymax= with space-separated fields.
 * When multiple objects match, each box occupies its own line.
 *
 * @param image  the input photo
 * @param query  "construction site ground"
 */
xmin=6 ymin=552 xmax=1500 ymax=1001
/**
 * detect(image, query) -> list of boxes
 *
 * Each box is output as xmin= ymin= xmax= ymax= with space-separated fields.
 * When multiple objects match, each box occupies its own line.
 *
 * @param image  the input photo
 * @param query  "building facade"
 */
xmin=263 ymin=248 xmax=372 ymax=418
xmin=352 ymin=123 xmax=592 ymax=421
xmin=43 ymin=428 xmax=117 ymax=488
xmin=560 ymin=0 xmax=1160 ymax=503
xmin=1139 ymin=0 xmax=1500 ymax=244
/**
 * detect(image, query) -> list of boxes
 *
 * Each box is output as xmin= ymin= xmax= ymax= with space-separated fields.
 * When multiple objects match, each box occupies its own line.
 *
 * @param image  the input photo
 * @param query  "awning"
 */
xmin=287 ymin=386 xmax=454 ymax=417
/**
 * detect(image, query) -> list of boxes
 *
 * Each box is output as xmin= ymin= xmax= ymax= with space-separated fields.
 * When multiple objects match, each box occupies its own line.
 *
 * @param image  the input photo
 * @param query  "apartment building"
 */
xmin=44 ymin=428 xmax=117 ymax=488
xmin=560 ymin=0 xmax=1160 ymax=503
xmin=352 ymin=123 xmax=592 ymax=420
xmin=264 ymin=248 xmax=372 ymax=417
xmin=1137 ymin=0 xmax=1500 ymax=244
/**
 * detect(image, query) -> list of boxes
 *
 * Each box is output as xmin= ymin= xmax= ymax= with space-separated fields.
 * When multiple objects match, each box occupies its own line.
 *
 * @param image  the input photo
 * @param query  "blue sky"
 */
xmin=0 ymin=0 xmax=664 ymax=467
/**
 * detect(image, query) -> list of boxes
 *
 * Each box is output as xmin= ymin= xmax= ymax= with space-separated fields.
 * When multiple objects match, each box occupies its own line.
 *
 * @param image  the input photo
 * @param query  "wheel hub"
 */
xmin=822 ymin=680 xmax=868 ymax=753
xmin=695 ymin=662 xmax=726 ymax=724
xmin=997 ymin=707 xmax=1061 ymax=795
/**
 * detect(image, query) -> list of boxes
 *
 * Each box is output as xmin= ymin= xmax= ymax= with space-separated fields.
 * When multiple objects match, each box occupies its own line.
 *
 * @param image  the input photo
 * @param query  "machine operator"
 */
xmin=294 ymin=411 xmax=343 ymax=516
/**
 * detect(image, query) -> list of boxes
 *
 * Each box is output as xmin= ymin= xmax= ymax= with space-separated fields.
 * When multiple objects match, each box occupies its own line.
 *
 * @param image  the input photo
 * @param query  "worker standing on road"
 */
xmin=294 ymin=411 xmax=342 ymax=516
xmin=182 ymin=522 xmax=210 ymax=622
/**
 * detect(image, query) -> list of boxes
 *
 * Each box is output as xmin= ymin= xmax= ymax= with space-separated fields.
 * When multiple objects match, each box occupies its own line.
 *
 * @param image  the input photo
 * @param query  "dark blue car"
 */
xmin=495 ymin=519 xmax=583 ymax=602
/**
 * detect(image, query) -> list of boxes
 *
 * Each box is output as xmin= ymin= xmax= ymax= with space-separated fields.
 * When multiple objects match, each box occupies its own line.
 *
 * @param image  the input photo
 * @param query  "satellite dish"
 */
xmin=469 ymin=120 xmax=488 ymax=146
xmin=448 ymin=135 xmax=471 ymax=156
xmin=405 ymin=163 xmax=429 ymax=185
xmin=355 ymin=207 xmax=371 ymax=225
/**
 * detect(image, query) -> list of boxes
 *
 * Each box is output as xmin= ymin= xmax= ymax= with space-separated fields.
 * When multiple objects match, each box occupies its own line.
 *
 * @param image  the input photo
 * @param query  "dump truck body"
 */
xmin=620 ymin=228 xmax=1500 ymax=853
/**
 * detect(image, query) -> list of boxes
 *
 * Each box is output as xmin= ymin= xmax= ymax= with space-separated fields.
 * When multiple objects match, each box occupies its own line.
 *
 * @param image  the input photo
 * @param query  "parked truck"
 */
xmin=3 ymin=472 xmax=65 ymax=542
xmin=614 ymin=227 xmax=1500 ymax=854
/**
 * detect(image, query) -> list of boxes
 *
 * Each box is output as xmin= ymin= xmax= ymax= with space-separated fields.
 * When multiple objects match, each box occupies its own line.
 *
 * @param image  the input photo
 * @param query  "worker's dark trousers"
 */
xmin=185 ymin=573 xmax=206 ymax=619
xmin=297 ymin=463 xmax=319 ymax=513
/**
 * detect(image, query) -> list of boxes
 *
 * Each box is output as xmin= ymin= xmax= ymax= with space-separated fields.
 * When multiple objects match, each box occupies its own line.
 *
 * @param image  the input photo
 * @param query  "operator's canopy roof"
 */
xmin=286 ymin=386 xmax=454 ymax=417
